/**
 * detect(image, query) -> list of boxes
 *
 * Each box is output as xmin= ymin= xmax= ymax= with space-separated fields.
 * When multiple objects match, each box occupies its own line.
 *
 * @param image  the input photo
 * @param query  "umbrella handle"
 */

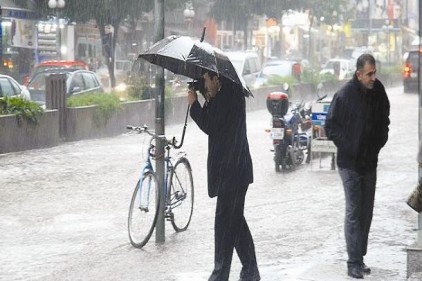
xmin=200 ymin=27 xmax=206 ymax=42
xmin=172 ymin=104 xmax=190 ymax=149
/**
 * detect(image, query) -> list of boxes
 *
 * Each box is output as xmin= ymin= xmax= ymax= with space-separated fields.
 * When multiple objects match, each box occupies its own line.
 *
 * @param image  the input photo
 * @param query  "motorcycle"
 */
xmin=298 ymin=84 xmax=336 ymax=169
xmin=299 ymin=88 xmax=328 ymax=163
xmin=266 ymin=84 xmax=310 ymax=172
xmin=300 ymin=84 xmax=328 ymax=140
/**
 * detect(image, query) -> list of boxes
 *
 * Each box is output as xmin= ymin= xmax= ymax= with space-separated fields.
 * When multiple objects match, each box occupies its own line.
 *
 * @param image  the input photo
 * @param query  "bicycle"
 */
xmin=126 ymin=124 xmax=194 ymax=248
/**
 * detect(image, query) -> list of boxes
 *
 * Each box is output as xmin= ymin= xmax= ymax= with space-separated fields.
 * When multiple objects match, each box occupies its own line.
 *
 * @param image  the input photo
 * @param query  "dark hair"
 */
xmin=356 ymin=54 xmax=376 ymax=71
xmin=202 ymin=69 xmax=218 ymax=79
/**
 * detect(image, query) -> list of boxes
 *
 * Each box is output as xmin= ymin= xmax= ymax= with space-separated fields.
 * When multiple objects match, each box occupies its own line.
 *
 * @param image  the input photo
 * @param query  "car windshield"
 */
xmin=28 ymin=72 xmax=71 ymax=102
xmin=261 ymin=62 xmax=293 ymax=77
xmin=324 ymin=61 xmax=339 ymax=70
xmin=36 ymin=65 xmax=85 ymax=72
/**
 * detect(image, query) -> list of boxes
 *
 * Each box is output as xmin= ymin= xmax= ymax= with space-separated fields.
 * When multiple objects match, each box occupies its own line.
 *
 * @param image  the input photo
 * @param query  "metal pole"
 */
xmin=418 ymin=0 xmax=422 ymax=233
xmin=0 ymin=6 xmax=2 ymax=66
xmin=57 ymin=11 xmax=61 ymax=59
xmin=154 ymin=0 xmax=165 ymax=244
xmin=368 ymin=0 xmax=372 ymax=45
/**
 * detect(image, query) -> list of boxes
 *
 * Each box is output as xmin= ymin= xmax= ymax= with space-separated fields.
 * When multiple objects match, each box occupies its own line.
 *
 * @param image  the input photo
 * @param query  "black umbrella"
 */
xmin=138 ymin=31 xmax=252 ymax=97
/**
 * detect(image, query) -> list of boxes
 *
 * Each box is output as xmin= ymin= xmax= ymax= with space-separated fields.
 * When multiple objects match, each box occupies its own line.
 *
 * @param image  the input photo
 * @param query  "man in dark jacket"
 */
xmin=325 ymin=54 xmax=390 ymax=279
xmin=188 ymin=71 xmax=260 ymax=281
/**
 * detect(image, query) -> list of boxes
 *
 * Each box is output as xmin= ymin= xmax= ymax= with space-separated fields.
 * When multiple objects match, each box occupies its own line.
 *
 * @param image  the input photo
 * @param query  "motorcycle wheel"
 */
xmin=289 ymin=141 xmax=304 ymax=168
xmin=274 ymin=146 xmax=281 ymax=172
xmin=295 ymin=143 xmax=304 ymax=165
xmin=286 ymin=145 xmax=295 ymax=170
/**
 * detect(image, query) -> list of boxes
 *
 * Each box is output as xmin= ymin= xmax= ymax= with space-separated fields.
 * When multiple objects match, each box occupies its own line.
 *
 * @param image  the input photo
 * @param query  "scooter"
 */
xmin=266 ymin=84 xmax=310 ymax=172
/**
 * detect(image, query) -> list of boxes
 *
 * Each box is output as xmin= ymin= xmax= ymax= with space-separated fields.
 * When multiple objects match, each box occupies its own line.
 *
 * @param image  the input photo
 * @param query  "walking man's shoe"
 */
xmin=361 ymin=263 xmax=371 ymax=274
xmin=348 ymin=267 xmax=364 ymax=279
xmin=238 ymin=271 xmax=260 ymax=281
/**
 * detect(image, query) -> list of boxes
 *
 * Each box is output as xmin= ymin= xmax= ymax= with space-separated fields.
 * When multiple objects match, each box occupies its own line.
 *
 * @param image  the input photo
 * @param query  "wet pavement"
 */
xmin=0 ymin=86 xmax=420 ymax=281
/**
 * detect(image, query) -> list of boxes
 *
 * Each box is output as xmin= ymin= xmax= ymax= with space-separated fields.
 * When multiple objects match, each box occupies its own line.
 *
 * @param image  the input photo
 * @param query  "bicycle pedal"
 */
xmin=165 ymin=212 xmax=174 ymax=221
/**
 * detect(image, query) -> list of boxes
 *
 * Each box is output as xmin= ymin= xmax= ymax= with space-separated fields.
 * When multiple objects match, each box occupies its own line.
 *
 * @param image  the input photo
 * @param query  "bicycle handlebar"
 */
xmin=126 ymin=124 xmax=178 ymax=148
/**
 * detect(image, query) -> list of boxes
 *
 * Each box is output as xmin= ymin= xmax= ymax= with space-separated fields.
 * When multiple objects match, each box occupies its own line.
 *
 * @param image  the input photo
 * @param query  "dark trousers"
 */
xmin=208 ymin=185 xmax=260 ymax=281
xmin=339 ymin=168 xmax=377 ymax=268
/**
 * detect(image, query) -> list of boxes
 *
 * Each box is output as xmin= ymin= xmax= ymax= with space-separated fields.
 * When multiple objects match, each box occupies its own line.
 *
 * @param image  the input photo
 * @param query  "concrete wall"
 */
xmin=0 ymin=74 xmax=401 ymax=154
xmin=65 ymin=100 xmax=155 ymax=141
xmin=0 ymin=110 xmax=60 ymax=154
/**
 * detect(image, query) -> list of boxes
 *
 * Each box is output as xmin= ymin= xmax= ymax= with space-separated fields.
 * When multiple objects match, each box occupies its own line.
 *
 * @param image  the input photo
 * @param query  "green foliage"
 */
xmin=67 ymin=92 xmax=122 ymax=127
xmin=0 ymin=97 xmax=43 ymax=125
xmin=300 ymin=68 xmax=321 ymax=87
xmin=378 ymin=64 xmax=402 ymax=75
xmin=267 ymin=75 xmax=298 ymax=88
xmin=126 ymin=75 xmax=155 ymax=101
xmin=319 ymin=72 xmax=339 ymax=83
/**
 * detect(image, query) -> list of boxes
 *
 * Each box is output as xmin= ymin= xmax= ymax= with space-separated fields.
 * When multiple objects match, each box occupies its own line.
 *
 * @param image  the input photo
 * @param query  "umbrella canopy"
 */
xmin=138 ymin=35 xmax=252 ymax=97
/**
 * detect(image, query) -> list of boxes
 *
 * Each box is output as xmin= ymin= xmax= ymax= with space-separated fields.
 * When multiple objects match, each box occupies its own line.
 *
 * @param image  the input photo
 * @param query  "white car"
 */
xmin=225 ymin=51 xmax=262 ymax=88
xmin=254 ymin=60 xmax=301 ymax=88
xmin=319 ymin=59 xmax=354 ymax=81
xmin=0 ymin=74 xmax=30 ymax=100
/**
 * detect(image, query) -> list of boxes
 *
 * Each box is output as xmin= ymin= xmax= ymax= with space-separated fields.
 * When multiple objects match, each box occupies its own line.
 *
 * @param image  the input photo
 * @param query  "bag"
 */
xmin=407 ymin=182 xmax=422 ymax=213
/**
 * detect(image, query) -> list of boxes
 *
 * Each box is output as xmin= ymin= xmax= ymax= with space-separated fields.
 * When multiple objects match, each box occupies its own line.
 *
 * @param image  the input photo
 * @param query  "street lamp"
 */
xmin=48 ymin=0 xmax=65 ymax=60
xmin=183 ymin=1 xmax=195 ymax=35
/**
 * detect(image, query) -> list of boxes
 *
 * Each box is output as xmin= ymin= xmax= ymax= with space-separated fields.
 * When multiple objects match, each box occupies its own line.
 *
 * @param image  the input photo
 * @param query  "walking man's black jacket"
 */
xmin=190 ymin=82 xmax=253 ymax=197
xmin=325 ymin=74 xmax=390 ymax=173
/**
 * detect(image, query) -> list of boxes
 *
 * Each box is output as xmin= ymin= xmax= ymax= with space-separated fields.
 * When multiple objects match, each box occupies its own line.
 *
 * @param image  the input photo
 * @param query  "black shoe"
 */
xmin=239 ymin=270 xmax=260 ymax=281
xmin=348 ymin=267 xmax=364 ymax=279
xmin=361 ymin=263 xmax=371 ymax=274
xmin=238 ymin=276 xmax=260 ymax=281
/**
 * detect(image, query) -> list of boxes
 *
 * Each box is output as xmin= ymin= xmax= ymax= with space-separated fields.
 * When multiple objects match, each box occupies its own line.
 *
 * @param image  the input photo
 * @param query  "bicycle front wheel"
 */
xmin=168 ymin=157 xmax=194 ymax=232
xmin=128 ymin=171 xmax=159 ymax=248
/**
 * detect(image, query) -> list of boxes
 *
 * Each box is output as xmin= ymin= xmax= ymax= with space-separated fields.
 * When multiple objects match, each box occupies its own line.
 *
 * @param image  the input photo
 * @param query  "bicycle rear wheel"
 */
xmin=168 ymin=157 xmax=194 ymax=232
xmin=128 ymin=171 xmax=159 ymax=248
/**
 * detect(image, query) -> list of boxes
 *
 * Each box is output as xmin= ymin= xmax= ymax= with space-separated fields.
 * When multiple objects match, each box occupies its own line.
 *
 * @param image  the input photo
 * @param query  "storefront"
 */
xmin=1 ymin=1 xmax=38 ymax=82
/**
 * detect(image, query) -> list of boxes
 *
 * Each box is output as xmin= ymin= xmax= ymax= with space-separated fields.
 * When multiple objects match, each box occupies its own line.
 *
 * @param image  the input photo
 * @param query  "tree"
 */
xmin=33 ymin=0 xmax=154 ymax=89
xmin=208 ymin=0 xmax=302 ymax=51
xmin=209 ymin=0 xmax=257 ymax=49
xmin=208 ymin=0 xmax=347 ymax=59
xmin=256 ymin=0 xmax=347 ymax=59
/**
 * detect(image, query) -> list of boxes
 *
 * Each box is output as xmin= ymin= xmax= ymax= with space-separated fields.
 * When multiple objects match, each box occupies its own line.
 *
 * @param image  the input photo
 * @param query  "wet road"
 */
xmin=0 ymin=86 xmax=419 ymax=281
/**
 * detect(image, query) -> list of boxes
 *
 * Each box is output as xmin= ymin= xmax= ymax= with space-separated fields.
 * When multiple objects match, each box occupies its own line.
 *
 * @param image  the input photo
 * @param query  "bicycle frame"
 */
xmin=138 ymin=139 xmax=184 ymax=214
xmin=127 ymin=124 xmax=194 ymax=248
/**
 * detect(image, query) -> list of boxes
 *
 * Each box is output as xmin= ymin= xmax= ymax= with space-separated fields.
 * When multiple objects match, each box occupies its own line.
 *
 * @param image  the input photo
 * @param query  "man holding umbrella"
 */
xmin=138 ymin=32 xmax=259 ymax=280
xmin=187 ymin=70 xmax=260 ymax=281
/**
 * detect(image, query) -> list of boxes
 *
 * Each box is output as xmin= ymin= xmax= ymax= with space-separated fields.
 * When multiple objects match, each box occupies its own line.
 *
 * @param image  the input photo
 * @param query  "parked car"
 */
xmin=27 ymin=69 xmax=103 ymax=107
xmin=403 ymin=49 xmax=419 ymax=93
xmin=225 ymin=51 xmax=262 ymax=88
xmin=253 ymin=60 xmax=301 ymax=88
xmin=96 ymin=59 xmax=132 ymax=91
xmin=23 ymin=60 xmax=89 ymax=86
xmin=0 ymin=74 xmax=30 ymax=99
xmin=319 ymin=58 xmax=354 ymax=80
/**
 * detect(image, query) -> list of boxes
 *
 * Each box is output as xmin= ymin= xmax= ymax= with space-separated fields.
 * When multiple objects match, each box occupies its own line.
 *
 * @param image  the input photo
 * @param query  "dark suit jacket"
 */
xmin=190 ymin=81 xmax=253 ymax=198
xmin=325 ymin=74 xmax=390 ymax=173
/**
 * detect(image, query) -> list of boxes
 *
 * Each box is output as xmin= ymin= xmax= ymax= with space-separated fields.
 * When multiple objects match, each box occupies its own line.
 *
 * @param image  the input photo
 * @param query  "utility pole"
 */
xmin=154 ymin=0 xmax=165 ymax=244
xmin=0 ymin=6 xmax=2 ymax=66
xmin=407 ymin=2 xmax=422 ymax=278
xmin=418 ymin=0 xmax=422 ymax=233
